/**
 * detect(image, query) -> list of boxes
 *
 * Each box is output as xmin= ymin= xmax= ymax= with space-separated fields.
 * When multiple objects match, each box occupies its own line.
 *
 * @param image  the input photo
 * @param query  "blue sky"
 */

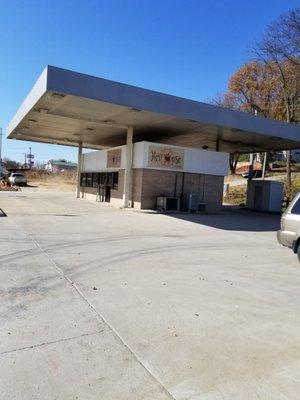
xmin=1 ymin=0 xmax=299 ymax=163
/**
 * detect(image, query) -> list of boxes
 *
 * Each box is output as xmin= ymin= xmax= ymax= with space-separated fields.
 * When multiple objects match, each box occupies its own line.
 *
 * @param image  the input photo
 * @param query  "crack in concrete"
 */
xmin=1 ymin=330 xmax=104 ymax=355
xmin=25 ymin=231 xmax=178 ymax=400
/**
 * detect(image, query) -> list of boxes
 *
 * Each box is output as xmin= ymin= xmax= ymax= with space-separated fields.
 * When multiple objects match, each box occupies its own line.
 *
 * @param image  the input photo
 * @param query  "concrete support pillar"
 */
xmin=262 ymin=152 xmax=267 ymax=179
xmin=76 ymin=142 xmax=82 ymax=198
xmin=248 ymin=153 xmax=254 ymax=181
xmin=123 ymin=126 xmax=133 ymax=207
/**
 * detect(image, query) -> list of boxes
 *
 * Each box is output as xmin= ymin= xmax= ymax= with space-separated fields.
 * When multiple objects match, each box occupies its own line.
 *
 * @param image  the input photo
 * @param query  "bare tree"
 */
xmin=3 ymin=157 xmax=20 ymax=170
xmin=255 ymin=8 xmax=300 ymax=202
xmin=209 ymin=8 xmax=300 ymax=183
xmin=228 ymin=153 xmax=240 ymax=174
xmin=261 ymin=8 xmax=300 ymax=68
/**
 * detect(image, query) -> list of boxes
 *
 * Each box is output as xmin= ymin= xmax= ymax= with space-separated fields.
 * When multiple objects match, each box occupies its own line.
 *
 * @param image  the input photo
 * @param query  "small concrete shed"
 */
xmin=246 ymin=180 xmax=284 ymax=213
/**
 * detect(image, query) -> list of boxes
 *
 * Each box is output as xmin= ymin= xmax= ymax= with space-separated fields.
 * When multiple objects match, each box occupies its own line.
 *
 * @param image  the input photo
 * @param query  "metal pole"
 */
xmin=76 ymin=142 xmax=82 ymax=198
xmin=286 ymin=150 xmax=292 ymax=204
xmin=29 ymin=147 xmax=32 ymax=169
xmin=123 ymin=126 xmax=133 ymax=207
xmin=262 ymin=152 xmax=267 ymax=179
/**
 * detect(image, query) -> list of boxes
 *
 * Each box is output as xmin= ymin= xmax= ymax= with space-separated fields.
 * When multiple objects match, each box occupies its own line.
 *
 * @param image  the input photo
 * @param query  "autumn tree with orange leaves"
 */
xmin=224 ymin=60 xmax=299 ymax=122
xmin=213 ymin=8 xmax=300 ymax=192
xmin=255 ymin=8 xmax=300 ymax=200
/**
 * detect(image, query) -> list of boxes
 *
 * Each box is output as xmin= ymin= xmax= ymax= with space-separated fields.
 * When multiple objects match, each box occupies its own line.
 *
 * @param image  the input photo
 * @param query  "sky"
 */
xmin=1 ymin=0 xmax=299 ymax=164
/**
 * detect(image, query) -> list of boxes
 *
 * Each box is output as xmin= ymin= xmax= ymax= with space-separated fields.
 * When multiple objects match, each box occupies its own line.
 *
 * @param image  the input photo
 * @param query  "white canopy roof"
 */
xmin=7 ymin=66 xmax=300 ymax=153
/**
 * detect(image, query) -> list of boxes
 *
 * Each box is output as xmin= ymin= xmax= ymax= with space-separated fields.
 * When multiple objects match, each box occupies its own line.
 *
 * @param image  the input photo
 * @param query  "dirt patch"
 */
xmin=224 ymin=185 xmax=247 ymax=205
xmin=26 ymin=171 xmax=76 ymax=192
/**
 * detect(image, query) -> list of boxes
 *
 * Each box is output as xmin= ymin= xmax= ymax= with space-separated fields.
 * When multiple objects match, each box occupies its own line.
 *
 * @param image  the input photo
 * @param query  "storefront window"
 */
xmin=113 ymin=172 xmax=118 ymax=189
xmin=92 ymin=173 xmax=100 ymax=188
xmin=86 ymin=173 xmax=92 ymax=187
xmin=99 ymin=173 xmax=106 ymax=185
xmin=81 ymin=173 xmax=86 ymax=187
xmin=107 ymin=172 xmax=113 ymax=187
xmin=81 ymin=171 xmax=119 ymax=189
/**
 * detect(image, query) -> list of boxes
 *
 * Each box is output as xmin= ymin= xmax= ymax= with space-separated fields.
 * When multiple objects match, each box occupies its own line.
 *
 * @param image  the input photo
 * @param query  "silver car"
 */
xmin=277 ymin=192 xmax=300 ymax=261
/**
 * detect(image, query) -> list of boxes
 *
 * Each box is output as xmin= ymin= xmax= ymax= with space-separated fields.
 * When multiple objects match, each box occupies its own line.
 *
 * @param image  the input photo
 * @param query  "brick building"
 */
xmin=80 ymin=141 xmax=228 ymax=212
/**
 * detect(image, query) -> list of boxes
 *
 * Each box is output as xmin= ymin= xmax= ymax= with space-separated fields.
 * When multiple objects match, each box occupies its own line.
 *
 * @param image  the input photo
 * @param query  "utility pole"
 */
xmin=26 ymin=146 xmax=34 ymax=169
xmin=285 ymin=110 xmax=292 ymax=205
xmin=286 ymin=150 xmax=292 ymax=204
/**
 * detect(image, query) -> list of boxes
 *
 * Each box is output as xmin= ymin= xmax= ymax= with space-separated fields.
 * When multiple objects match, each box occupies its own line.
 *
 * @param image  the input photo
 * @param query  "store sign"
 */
xmin=107 ymin=149 xmax=122 ymax=168
xmin=148 ymin=145 xmax=184 ymax=170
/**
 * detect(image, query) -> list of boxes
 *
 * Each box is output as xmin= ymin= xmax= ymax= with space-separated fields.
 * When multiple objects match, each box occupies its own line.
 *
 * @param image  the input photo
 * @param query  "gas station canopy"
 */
xmin=7 ymin=66 xmax=300 ymax=153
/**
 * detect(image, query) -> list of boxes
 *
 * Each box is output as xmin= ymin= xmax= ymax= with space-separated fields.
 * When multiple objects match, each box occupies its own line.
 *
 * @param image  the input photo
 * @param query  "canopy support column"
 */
xmin=123 ymin=126 xmax=133 ymax=207
xmin=76 ymin=141 xmax=82 ymax=198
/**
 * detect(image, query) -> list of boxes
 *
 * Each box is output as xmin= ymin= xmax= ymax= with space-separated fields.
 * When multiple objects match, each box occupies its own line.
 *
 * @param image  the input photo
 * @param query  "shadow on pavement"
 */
xmin=160 ymin=206 xmax=281 ymax=232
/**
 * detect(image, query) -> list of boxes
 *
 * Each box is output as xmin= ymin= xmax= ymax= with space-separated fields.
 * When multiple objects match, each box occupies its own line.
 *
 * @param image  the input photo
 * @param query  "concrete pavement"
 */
xmin=1 ymin=188 xmax=300 ymax=399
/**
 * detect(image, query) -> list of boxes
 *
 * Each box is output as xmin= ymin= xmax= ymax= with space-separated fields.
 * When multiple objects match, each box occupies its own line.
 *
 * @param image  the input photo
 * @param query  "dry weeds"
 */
xmin=26 ymin=171 xmax=76 ymax=192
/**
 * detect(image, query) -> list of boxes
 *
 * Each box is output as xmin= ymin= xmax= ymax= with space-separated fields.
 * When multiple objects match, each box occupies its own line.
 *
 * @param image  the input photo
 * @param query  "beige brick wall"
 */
xmin=132 ymin=169 xmax=143 ymax=209
xmin=138 ymin=169 xmax=180 ymax=210
xmin=201 ymin=174 xmax=224 ymax=213
xmin=135 ymin=169 xmax=224 ymax=212
xmin=80 ymin=168 xmax=224 ymax=212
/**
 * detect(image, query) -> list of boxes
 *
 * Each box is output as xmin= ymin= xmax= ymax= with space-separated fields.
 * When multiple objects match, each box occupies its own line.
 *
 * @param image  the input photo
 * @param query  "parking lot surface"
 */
xmin=1 ymin=188 xmax=300 ymax=400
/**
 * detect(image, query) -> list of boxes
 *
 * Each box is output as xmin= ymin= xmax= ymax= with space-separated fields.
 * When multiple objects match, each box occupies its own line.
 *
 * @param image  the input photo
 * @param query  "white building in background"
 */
xmin=45 ymin=159 xmax=77 ymax=173
xmin=278 ymin=150 xmax=300 ymax=163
